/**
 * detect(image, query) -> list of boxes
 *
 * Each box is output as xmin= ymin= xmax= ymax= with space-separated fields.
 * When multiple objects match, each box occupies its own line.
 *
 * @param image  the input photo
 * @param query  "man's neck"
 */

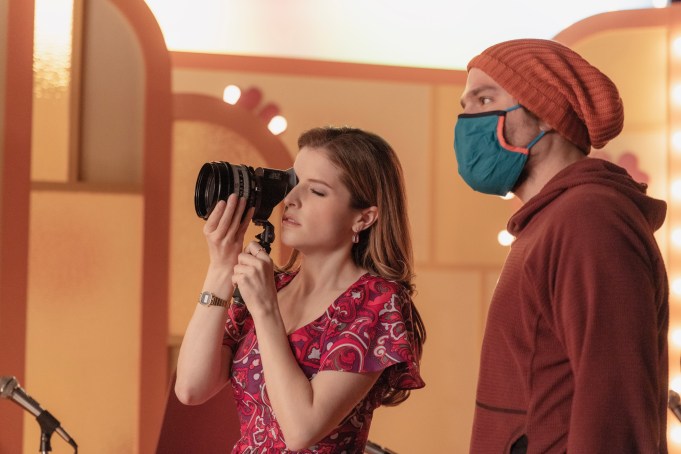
xmin=513 ymin=141 xmax=587 ymax=203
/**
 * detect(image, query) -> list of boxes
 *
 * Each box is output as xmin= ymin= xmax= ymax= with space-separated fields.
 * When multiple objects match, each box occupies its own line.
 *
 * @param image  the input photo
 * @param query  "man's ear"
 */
xmin=539 ymin=120 xmax=553 ymax=132
xmin=353 ymin=206 xmax=378 ymax=232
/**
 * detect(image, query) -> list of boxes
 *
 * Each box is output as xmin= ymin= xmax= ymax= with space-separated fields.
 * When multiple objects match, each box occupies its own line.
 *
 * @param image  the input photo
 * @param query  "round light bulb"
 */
xmin=497 ymin=229 xmax=515 ymax=247
xmin=671 ymin=278 xmax=681 ymax=296
xmin=674 ymin=36 xmax=681 ymax=57
xmin=673 ymin=85 xmax=681 ymax=105
xmin=671 ymin=375 xmax=681 ymax=393
xmin=268 ymin=115 xmax=287 ymax=135
xmin=672 ymin=278 xmax=681 ymax=296
xmin=672 ymin=180 xmax=681 ymax=199
xmin=673 ymin=228 xmax=681 ymax=247
xmin=673 ymin=132 xmax=681 ymax=151
xmin=223 ymin=85 xmax=241 ymax=105
xmin=671 ymin=426 xmax=681 ymax=444
xmin=671 ymin=328 xmax=681 ymax=347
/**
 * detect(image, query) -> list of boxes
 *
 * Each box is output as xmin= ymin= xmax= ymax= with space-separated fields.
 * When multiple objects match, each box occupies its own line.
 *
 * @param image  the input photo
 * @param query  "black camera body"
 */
xmin=194 ymin=161 xmax=297 ymax=223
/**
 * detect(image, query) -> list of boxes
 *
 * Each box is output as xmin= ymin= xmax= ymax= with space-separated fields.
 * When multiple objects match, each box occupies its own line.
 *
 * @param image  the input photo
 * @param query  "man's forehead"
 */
xmin=460 ymin=69 xmax=511 ymax=105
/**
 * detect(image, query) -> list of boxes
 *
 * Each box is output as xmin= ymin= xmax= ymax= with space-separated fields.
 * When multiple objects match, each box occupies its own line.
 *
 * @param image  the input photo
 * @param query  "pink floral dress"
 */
xmin=222 ymin=272 xmax=424 ymax=453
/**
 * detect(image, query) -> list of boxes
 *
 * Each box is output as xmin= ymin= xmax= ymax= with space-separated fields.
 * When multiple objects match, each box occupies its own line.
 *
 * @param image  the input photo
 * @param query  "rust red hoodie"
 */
xmin=470 ymin=158 xmax=669 ymax=454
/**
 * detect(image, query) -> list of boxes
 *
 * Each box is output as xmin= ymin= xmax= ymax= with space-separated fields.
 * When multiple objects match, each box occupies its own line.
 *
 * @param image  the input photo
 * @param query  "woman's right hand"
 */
xmin=203 ymin=194 xmax=253 ymax=273
xmin=176 ymin=193 xmax=251 ymax=405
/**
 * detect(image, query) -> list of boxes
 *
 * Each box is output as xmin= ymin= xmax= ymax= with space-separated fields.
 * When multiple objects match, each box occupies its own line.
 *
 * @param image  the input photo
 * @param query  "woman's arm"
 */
xmin=232 ymin=246 xmax=382 ymax=450
xmin=175 ymin=195 xmax=251 ymax=405
xmin=256 ymin=314 xmax=381 ymax=450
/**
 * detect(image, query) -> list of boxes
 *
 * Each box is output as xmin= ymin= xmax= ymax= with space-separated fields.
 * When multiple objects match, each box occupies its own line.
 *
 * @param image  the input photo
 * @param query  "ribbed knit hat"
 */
xmin=468 ymin=39 xmax=623 ymax=153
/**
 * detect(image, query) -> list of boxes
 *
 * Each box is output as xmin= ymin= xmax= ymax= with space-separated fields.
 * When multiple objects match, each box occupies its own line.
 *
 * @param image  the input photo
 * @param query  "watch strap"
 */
xmin=198 ymin=291 xmax=230 ymax=308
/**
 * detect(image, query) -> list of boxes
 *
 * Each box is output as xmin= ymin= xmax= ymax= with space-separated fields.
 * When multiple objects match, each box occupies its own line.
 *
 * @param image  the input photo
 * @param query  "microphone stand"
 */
xmin=365 ymin=440 xmax=398 ymax=454
xmin=232 ymin=220 xmax=275 ymax=305
xmin=36 ymin=410 xmax=61 ymax=453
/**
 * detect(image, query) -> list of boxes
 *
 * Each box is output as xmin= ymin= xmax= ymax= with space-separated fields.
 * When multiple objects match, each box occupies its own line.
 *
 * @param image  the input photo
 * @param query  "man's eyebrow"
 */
xmin=460 ymin=85 xmax=499 ymax=108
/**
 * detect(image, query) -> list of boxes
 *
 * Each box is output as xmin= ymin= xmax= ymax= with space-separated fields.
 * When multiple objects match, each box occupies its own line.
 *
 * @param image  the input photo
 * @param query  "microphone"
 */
xmin=669 ymin=389 xmax=681 ymax=423
xmin=0 ymin=376 xmax=78 ymax=452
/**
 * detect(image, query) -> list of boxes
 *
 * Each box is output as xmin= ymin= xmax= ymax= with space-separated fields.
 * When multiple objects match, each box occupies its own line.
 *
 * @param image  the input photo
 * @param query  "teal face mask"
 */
xmin=454 ymin=104 xmax=546 ymax=196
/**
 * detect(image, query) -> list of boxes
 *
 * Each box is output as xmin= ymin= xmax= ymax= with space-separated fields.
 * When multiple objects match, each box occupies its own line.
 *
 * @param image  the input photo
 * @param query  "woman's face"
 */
xmin=280 ymin=146 xmax=358 ymax=254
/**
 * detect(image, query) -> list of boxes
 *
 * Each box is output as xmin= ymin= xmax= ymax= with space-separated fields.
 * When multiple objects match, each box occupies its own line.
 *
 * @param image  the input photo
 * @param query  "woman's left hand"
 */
xmin=232 ymin=241 xmax=278 ymax=318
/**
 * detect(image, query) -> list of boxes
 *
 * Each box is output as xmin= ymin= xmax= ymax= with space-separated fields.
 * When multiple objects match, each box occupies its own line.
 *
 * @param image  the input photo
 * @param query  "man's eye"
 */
xmin=481 ymin=97 xmax=492 ymax=105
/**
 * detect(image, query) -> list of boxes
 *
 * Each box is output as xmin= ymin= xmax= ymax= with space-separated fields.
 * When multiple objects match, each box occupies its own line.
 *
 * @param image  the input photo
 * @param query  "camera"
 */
xmin=194 ymin=161 xmax=297 ymax=222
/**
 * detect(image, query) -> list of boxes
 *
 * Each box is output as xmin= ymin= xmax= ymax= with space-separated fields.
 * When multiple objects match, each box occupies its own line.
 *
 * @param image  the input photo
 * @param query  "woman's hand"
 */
xmin=232 ymin=241 xmax=278 ymax=318
xmin=203 ymin=194 xmax=253 ymax=273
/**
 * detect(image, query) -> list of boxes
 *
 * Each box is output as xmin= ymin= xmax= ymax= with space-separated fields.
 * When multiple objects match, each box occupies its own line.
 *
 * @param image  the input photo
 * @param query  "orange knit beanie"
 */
xmin=468 ymin=39 xmax=623 ymax=153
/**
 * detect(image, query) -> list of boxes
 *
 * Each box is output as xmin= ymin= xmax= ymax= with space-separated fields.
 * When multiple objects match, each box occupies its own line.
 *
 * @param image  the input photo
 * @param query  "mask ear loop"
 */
xmin=506 ymin=103 xmax=547 ymax=150
xmin=526 ymin=130 xmax=547 ymax=150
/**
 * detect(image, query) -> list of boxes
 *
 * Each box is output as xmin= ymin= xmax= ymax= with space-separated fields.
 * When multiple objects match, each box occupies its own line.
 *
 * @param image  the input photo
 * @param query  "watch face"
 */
xmin=199 ymin=291 xmax=227 ymax=307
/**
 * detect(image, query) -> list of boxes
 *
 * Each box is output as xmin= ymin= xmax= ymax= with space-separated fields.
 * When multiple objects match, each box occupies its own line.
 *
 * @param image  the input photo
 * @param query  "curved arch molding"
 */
xmin=107 ymin=0 xmax=172 ymax=453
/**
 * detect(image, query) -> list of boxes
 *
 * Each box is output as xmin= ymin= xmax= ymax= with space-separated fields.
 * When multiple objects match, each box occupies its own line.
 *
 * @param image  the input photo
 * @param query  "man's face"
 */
xmin=459 ymin=68 xmax=542 ymax=151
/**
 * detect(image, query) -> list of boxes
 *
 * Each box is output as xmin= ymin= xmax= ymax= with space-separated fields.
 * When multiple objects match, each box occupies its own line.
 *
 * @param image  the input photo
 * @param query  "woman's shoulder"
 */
xmin=347 ymin=273 xmax=406 ymax=307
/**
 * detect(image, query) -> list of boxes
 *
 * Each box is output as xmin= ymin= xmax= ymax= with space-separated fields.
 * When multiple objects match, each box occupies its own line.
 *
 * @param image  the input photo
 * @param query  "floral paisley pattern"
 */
xmin=222 ymin=272 xmax=424 ymax=453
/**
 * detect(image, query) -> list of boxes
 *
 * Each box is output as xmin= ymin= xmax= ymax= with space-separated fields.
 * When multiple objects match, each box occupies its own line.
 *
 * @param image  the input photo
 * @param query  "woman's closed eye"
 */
xmin=310 ymin=188 xmax=326 ymax=197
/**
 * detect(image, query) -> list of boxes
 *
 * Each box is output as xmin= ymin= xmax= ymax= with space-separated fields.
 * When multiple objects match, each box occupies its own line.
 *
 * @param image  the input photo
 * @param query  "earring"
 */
xmin=352 ymin=230 xmax=359 ymax=244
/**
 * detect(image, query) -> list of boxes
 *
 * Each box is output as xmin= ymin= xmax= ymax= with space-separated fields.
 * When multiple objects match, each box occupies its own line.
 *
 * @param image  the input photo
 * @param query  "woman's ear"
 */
xmin=353 ymin=206 xmax=378 ymax=232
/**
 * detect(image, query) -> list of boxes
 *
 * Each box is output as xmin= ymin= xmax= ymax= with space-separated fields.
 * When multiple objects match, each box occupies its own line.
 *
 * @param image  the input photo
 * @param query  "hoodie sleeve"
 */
xmin=542 ymin=185 xmax=667 ymax=453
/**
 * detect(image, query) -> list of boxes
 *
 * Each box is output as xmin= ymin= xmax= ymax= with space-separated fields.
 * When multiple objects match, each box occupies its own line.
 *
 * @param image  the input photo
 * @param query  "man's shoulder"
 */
xmin=549 ymin=183 xmax=631 ymax=220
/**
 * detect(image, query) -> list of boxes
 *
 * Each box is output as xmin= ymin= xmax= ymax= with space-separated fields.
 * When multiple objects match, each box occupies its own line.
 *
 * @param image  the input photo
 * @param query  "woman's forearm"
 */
xmin=252 ymin=314 xmax=318 ymax=447
xmin=175 ymin=269 xmax=234 ymax=405
xmin=252 ymin=312 xmax=380 ymax=451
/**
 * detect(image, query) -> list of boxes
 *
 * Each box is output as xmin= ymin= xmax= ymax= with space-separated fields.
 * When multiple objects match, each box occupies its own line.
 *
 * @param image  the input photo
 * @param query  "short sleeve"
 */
xmin=318 ymin=276 xmax=424 ymax=390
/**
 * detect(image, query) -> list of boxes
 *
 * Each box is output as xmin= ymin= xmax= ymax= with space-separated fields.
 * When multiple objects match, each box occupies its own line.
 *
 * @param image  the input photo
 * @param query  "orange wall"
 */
xmin=23 ymin=190 xmax=143 ymax=453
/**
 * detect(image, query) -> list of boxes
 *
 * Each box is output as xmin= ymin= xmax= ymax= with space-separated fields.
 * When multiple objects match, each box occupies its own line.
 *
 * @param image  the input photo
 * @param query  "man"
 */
xmin=454 ymin=39 xmax=669 ymax=453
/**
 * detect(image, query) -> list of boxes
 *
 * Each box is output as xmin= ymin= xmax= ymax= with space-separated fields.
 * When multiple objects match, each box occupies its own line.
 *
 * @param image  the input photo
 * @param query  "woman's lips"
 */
xmin=282 ymin=215 xmax=299 ymax=226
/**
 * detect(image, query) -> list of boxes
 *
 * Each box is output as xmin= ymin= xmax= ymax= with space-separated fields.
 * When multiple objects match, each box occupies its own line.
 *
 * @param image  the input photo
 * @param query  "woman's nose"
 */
xmin=283 ymin=185 xmax=299 ymax=206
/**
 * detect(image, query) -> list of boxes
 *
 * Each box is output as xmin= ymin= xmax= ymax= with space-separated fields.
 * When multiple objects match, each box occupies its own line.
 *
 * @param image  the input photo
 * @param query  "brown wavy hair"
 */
xmin=279 ymin=126 xmax=426 ymax=406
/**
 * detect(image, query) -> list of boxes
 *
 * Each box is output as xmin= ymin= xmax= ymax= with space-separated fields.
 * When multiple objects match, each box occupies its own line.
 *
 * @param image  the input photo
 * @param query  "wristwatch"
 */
xmin=198 ymin=291 xmax=230 ymax=308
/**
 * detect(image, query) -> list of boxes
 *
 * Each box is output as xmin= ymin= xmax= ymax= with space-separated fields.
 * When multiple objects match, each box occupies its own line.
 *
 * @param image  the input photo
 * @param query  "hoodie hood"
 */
xmin=507 ymin=158 xmax=667 ymax=236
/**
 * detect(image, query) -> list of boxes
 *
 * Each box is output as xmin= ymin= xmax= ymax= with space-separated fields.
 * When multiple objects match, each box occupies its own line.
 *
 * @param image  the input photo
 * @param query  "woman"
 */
xmin=175 ymin=126 xmax=425 ymax=453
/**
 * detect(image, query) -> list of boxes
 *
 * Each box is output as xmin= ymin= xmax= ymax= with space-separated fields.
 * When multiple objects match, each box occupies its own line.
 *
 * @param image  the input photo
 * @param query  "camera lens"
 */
xmin=194 ymin=161 xmax=252 ymax=220
xmin=194 ymin=161 xmax=297 ymax=222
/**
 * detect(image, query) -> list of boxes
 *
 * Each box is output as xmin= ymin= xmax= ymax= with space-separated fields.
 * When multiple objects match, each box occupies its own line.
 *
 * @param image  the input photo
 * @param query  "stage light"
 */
xmin=268 ymin=115 xmax=287 ymax=135
xmin=672 ymin=180 xmax=681 ymax=199
xmin=497 ymin=229 xmax=514 ymax=247
xmin=223 ymin=85 xmax=241 ymax=105
xmin=673 ymin=84 xmax=681 ymax=105
xmin=672 ymin=228 xmax=681 ymax=247
xmin=673 ymin=131 xmax=681 ymax=152
xmin=671 ymin=426 xmax=681 ymax=444
xmin=672 ymin=277 xmax=681 ymax=296
xmin=673 ymin=36 xmax=681 ymax=57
